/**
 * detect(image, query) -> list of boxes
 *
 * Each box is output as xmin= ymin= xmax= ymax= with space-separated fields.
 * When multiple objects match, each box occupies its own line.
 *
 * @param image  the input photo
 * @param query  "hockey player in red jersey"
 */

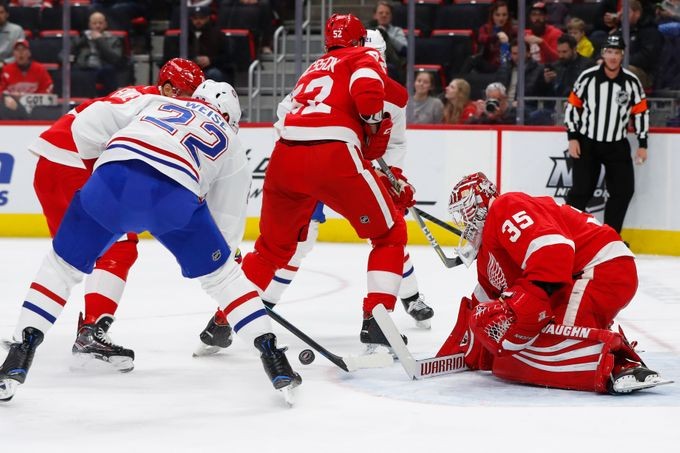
xmin=29 ymin=58 xmax=205 ymax=371
xmin=240 ymin=14 xmax=410 ymax=348
xmin=437 ymin=172 xmax=670 ymax=393
xmin=194 ymin=28 xmax=427 ymax=356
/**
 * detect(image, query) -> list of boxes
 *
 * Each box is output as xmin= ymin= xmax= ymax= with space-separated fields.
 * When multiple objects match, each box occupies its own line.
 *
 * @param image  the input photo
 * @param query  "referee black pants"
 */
xmin=566 ymin=136 xmax=634 ymax=234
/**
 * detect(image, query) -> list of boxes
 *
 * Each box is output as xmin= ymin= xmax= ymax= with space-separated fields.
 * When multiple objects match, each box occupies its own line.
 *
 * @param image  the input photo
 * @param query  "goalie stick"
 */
xmin=264 ymin=304 xmax=393 ymax=372
xmin=372 ymin=304 xmax=467 ymax=379
xmin=375 ymin=158 xmax=463 ymax=268
xmin=413 ymin=207 xmax=463 ymax=237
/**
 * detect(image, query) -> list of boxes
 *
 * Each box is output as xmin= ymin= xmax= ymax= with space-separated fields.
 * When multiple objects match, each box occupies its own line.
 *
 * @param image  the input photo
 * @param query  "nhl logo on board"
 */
xmin=615 ymin=90 xmax=630 ymax=106
xmin=547 ymin=150 xmax=607 ymax=213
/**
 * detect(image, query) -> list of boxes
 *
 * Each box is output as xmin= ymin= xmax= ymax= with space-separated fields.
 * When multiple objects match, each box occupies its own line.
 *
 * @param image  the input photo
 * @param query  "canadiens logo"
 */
xmin=615 ymin=90 xmax=630 ymax=106
xmin=547 ymin=150 xmax=608 ymax=213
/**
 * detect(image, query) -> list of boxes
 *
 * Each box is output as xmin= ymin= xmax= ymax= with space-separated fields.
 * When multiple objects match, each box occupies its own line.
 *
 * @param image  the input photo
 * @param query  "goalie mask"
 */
xmin=448 ymin=172 xmax=497 ymax=266
xmin=192 ymin=80 xmax=242 ymax=132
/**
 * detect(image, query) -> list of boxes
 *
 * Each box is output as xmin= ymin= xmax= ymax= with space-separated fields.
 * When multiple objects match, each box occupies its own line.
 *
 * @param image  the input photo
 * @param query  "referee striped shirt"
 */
xmin=565 ymin=64 xmax=649 ymax=148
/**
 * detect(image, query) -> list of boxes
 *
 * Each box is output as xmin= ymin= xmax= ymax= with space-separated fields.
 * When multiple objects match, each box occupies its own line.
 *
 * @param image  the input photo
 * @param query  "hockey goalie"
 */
xmin=437 ymin=172 xmax=671 ymax=394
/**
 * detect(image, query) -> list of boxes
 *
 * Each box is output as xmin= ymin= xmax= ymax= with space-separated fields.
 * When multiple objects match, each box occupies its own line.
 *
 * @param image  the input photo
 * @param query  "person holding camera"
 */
xmin=466 ymin=82 xmax=516 ymax=125
xmin=564 ymin=34 xmax=649 ymax=236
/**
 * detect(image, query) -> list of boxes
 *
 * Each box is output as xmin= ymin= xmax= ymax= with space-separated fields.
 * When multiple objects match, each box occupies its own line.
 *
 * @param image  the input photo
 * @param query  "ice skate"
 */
xmin=401 ymin=293 xmax=434 ymax=329
xmin=0 ymin=327 xmax=44 ymax=402
xmin=254 ymin=333 xmax=302 ymax=405
xmin=193 ymin=314 xmax=233 ymax=357
xmin=360 ymin=315 xmax=408 ymax=355
xmin=72 ymin=314 xmax=134 ymax=373
xmin=608 ymin=363 xmax=673 ymax=394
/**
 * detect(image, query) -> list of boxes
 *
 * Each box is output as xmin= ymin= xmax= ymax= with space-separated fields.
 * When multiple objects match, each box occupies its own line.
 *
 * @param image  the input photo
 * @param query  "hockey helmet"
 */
xmin=325 ymin=13 xmax=366 ymax=51
xmin=157 ymin=58 xmax=206 ymax=97
xmin=193 ymin=80 xmax=242 ymax=132
xmin=365 ymin=29 xmax=387 ymax=60
xmin=448 ymin=172 xmax=498 ymax=266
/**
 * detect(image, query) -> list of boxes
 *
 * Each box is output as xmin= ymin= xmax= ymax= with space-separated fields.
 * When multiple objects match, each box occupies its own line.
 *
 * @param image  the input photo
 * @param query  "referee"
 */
xmin=564 ymin=34 xmax=649 ymax=235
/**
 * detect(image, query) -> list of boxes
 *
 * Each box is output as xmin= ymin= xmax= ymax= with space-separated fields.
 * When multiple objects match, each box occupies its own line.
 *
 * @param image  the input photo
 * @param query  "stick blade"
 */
xmin=343 ymin=352 xmax=394 ymax=372
xmin=372 ymin=305 xmax=418 ymax=379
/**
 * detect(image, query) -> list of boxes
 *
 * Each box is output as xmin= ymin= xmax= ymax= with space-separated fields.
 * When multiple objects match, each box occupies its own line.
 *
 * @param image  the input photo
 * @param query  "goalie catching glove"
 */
xmin=469 ymin=279 xmax=554 ymax=357
xmin=378 ymin=166 xmax=416 ymax=213
xmin=361 ymin=112 xmax=393 ymax=160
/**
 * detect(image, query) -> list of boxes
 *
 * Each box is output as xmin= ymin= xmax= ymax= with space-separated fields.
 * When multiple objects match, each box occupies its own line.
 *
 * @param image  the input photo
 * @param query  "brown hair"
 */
xmin=443 ymin=79 xmax=471 ymax=124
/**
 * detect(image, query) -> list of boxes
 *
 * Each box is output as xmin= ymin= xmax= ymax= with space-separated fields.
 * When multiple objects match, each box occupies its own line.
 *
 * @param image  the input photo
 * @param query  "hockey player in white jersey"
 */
xmin=0 ymin=81 xmax=301 ymax=402
xmin=195 ymin=30 xmax=432 ymax=357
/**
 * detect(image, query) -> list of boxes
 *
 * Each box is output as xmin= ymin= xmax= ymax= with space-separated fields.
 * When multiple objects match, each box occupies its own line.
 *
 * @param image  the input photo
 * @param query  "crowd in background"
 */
xmin=1 ymin=0 xmax=679 ymax=124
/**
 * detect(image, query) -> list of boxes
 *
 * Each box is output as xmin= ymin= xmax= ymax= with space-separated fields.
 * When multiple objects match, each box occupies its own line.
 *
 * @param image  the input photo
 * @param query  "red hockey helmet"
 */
xmin=324 ymin=13 xmax=367 ymax=51
xmin=157 ymin=58 xmax=206 ymax=97
xmin=448 ymin=172 xmax=498 ymax=265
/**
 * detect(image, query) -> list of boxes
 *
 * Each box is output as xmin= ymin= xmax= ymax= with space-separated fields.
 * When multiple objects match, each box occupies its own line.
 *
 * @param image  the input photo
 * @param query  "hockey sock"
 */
xmin=14 ymin=249 xmax=83 ymax=340
xmin=397 ymin=252 xmax=420 ymax=300
xmin=84 ymin=235 xmax=138 ymax=323
xmin=363 ymin=244 xmax=404 ymax=316
xmin=199 ymin=260 xmax=272 ymax=345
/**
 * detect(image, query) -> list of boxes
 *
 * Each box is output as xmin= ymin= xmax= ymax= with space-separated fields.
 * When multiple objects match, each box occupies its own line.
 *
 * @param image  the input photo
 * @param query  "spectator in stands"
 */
xmin=369 ymin=0 xmax=406 ymax=83
xmin=525 ymin=2 xmax=561 ymax=64
xmin=73 ymin=11 xmax=124 ymax=96
xmin=220 ymin=0 xmax=275 ymax=55
xmin=442 ymin=78 xmax=476 ymax=125
xmin=497 ymin=39 xmax=551 ymax=124
xmin=91 ymin=0 xmax=150 ymax=31
xmin=616 ymin=0 xmax=663 ymax=89
xmin=475 ymin=0 xmax=516 ymax=74
xmin=567 ymin=18 xmax=595 ymax=59
xmin=658 ymin=0 xmax=680 ymax=23
xmin=466 ymin=82 xmax=516 ymax=125
xmin=407 ymin=71 xmax=443 ymax=124
xmin=164 ymin=6 xmax=228 ymax=82
xmin=9 ymin=1 xmax=53 ymax=7
xmin=544 ymin=34 xmax=594 ymax=98
xmin=0 ymin=39 xmax=52 ymax=119
xmin=0 ymin=1 xmax=25 ymax=70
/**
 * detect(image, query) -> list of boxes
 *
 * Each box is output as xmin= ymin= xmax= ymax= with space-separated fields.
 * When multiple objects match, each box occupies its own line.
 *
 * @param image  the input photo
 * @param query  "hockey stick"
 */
xmin=372 ymin=305 xmax=467 ymax=379
xmin=264 ymin=304 xmax=393 ymax=373
xmin=375 ymin=158 xmax=463 ymax=268
xmin=413 ymin=207 xmax=463 ymax=237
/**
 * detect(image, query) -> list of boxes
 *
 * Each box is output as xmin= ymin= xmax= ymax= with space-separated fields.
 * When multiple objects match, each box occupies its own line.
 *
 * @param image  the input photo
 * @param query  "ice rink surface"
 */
xmin=0 ymin=238 xmax=678 ymax=452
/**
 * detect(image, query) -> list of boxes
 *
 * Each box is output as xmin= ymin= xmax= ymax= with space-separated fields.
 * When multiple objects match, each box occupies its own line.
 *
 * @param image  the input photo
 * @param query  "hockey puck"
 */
xmin=299 ymin=349 xmax=315 ymax=365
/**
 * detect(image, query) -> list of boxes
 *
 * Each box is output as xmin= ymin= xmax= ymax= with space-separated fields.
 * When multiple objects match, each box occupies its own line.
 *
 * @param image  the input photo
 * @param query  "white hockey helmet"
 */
xmin=192 ymin=80 xmax=242 ymax=132
xmin=365 ymin=29 xmax=387 ymax=61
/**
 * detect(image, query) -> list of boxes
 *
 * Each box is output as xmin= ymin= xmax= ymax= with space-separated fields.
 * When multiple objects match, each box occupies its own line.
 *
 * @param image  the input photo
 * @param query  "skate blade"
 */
xmin=192 ymin=343 xmax=223 ymax=357
xmin=612 ymin=375 xmax=674 ymax=394
xmin=414 ymin=319 xmax=432 ymax=329
xmin=278 ymin=377 xmax=301 ymax=407
xmin=0 ymin=378 xmax=18 ymax=402
xmin=71 ymin=352 xmax=134 ymax=373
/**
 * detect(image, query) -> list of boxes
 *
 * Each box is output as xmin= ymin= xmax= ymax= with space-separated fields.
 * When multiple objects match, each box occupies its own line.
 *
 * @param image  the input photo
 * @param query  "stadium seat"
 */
xmin=8 ymin=6 xmax=40 ymax=34
xmin=391 ymin=3 xmax=437 ymax=37
xmin=415 ymin=29 xmax=474 ymax=78
xmin=434 ymin=4 xmax=490 ymax=31
xmin=566 ymin=2 xmax=605 ymax=32
xmin=31 ymin=30 xmax=79 ymax=64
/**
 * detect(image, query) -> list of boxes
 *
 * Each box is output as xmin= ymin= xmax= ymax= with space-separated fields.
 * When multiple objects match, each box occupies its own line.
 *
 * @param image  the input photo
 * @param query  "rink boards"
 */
xmin=0 ymin=123 xmax=679 ymax=256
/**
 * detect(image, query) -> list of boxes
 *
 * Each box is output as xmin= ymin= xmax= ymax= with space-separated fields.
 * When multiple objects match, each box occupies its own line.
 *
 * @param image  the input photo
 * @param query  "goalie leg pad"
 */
xmin=436 ymin=297 xmax=494 ymax=370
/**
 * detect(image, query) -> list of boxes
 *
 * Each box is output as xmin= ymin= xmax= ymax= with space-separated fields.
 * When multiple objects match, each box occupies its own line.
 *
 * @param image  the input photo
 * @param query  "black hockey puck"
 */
xmin=299 ymin=349 xmax=315 ymax=365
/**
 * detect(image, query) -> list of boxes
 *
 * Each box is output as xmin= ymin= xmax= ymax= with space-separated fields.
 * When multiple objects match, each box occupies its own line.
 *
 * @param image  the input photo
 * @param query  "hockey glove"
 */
xmin=469 ymin=280 xmax=553 ymax=357
xmin=378 ymin=166 xmax=416 ymax=213
xmin=362 ymin=113 xmax=393 ymax=161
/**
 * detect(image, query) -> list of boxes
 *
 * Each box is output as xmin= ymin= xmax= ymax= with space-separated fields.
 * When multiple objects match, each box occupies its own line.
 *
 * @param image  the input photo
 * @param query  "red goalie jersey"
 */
xmin=475 ymin=192 xmax=634 ymax=310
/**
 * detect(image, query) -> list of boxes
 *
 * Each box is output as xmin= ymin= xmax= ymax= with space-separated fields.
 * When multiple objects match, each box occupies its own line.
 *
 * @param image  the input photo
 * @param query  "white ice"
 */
xmin=0 ymin=238 xmax=678 ymax=452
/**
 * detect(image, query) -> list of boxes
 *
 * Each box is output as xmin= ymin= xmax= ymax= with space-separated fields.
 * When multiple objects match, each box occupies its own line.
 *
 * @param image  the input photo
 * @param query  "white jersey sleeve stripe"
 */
xmin=349 ymin=67 xmax=383 ymax=91
xmin=521 ymin=234 xmax=575 ymax=269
